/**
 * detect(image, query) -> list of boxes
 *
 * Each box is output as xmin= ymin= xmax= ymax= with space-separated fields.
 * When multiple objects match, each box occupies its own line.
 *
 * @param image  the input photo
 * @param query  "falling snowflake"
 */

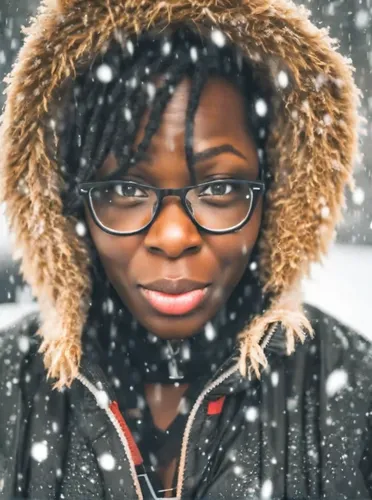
xmin=321 ymin=206 xmax=330 ymax=219
xmin=323 ymin=114 xmax=332 ymax=126
xmin=233 ymin=465 xmax=244 ymax=476
xmin=271 ymin=371 xmax=279 ymax=387
xmin=245 ymin=406 xmax=259 ymax=422
xmin=261 ymin=479 xmax=273 ymax=499
xmin=161 ymin=41 xmax=172 ymax=56
xmin=190 ymin=47 xmax=198 ymax=62
xmin=75 ymin=221 xmax=87 ymax=237
xmin=17 ymin=335 xmax=30 ymax=354
xmin=355 ymin=10 xmax=370 ymax=29
xmin=249 ymin=261 xmax=258 ymax=271
xmin=352 ymin=187 xmax=365 ymax=206
xmin=146 ymin=82 xmax=156 ymax=101
xmin=204 ymin=322 xmax=216 ymax=341
xmin=98 ymin=452 xmax=116 ymax=471
xmin=287 ymin=397 xmax=297 ymax=411
xmin=124 ymin=107 xmax=132 ymax=122
xmin=326 ymin=369 xmax=348 ymax=397
xmin=255 ymin=99 xmax=268 ymax=117
xmin=31 ymin=441 xmax=48 ymax=463
xmin=210 ymin=29 xmax=226 ymax=48
xmin=96 ymin=64 xmax=113 ymax=84
xmin=126 ymin=40 xmax=135 ymax=55
xmin=95 ymin=390 xmax=110 ymax=409
xmin=277 ymin=70 xmax=289 ymax=88
xmin=129 ymin=76 xmax=138 ymax=89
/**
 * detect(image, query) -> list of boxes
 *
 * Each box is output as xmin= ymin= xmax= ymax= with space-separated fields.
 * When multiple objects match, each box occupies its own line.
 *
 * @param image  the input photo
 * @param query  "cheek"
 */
xmin=86 ymin=213 xmax=141 ymax=280
xmin=209 ymin=200 xmax=262 ymax=267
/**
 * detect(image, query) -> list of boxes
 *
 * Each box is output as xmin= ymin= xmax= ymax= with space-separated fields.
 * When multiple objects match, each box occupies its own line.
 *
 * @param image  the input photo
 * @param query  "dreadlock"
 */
xmin=56 ymin=24 xmax=274 ymax=325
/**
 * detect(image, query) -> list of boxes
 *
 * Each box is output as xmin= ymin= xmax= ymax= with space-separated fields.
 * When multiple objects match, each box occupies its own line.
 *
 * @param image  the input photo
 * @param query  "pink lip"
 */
xmin=140 ymin=286 xmax=209 ymax=315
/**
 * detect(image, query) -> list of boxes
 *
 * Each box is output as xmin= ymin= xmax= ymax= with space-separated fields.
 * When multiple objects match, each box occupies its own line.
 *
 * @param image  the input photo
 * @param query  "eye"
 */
xmin=199 ymin=182 xmax=234 ymax=196
xmin=113 ymin=183 xmax=148 ymax=197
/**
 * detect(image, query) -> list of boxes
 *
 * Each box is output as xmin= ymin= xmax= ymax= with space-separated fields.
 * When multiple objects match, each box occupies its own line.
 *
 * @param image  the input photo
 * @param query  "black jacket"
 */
xmin=1 ymin=304 xmax=372 ymax=500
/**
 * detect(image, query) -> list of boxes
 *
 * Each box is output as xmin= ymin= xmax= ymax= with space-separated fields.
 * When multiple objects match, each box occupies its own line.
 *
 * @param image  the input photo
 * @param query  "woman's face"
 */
xmin=85 ymin=77 xmax=263 ymax=339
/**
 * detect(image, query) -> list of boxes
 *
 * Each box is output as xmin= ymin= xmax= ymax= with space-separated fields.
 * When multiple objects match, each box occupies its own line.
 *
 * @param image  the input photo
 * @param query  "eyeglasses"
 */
xmin=78 ymin=178 xmax=265 ymax=236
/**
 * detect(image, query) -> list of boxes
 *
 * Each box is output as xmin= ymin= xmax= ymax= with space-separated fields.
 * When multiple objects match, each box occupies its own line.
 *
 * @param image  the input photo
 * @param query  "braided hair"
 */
xmin=56 ymin=25 xmax=273 ymax=324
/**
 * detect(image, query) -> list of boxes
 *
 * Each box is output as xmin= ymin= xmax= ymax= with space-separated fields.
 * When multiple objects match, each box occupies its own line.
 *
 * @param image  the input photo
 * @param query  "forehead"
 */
xmin=141 ymin=76 xmax=250 ymax=137
xmin=97 ymin=76 xmax=259 ymax=179
xmin=133 ymin=76 xmax=256 ymax=155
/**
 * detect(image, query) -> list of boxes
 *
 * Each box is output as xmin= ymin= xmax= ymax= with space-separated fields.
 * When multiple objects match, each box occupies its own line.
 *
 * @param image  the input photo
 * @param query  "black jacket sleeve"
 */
xmin=360 ymin=405 xmax=372 ymax=496
xmin=0 ymin=312 xmax=40 ymax=499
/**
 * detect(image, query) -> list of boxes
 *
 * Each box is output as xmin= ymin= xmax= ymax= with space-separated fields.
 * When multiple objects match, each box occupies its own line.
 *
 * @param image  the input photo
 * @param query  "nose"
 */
xmin=144 ymin=198 xmax=203 ymax=259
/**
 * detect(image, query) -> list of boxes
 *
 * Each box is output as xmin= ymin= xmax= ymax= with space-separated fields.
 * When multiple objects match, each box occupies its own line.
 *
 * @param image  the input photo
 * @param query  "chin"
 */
xmin=135 ymin=312 xmax=213 ymax=340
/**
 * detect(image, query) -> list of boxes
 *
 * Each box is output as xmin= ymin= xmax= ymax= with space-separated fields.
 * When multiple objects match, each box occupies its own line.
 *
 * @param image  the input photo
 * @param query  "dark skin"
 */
xmin=85 ymin=77 xmax=262 ymax=491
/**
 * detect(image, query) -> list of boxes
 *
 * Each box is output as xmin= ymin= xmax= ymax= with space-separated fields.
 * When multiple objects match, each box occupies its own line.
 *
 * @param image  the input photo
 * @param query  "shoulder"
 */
xmin=303 ymin=303 xmax=372 ymax=391
xmin=0 ymin=311 xmax=43 ymax=383
xmin=0 ymin=310 xmax=41 ymax=355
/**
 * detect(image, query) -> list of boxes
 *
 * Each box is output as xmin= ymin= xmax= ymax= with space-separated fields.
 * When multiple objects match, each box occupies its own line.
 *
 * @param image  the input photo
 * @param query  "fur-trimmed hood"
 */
xmin=0 ymin=0 xmax=360 ymax=389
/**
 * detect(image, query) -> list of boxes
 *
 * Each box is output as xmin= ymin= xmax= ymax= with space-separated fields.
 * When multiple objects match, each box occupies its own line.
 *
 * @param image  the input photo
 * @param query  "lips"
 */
xmin=139 ymin=278 xmax=210 ymax=315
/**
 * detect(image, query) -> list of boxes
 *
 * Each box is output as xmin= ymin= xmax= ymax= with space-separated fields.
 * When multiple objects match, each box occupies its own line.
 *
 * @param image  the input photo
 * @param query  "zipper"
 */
xmin=175 ymin=362 xmax=240 ymax=498
xmin=175 ymin=320 xmax=279 ymax=498
xmin=76 ymin=373 xmax=144 ymax=500
xmin=261 ymin=322 xmax=279 ymax=350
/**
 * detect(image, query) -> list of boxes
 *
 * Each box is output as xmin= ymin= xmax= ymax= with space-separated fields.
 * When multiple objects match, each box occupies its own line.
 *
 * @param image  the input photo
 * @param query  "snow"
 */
xmin=204 ymin=322 xmax=216 ymax=341
xmin=249 ymin=261 xmax=258 ymax=271
xmin=271 ymin=371 xmax=279 ymax=387
xmin=75 ymin=221 xmax=87 ymax=237
xmin=326 ymin=369 xmax=348 ymax=397
xmin=126 ymin=40 xmax=134 ymax=56
xmin=320 ymin=205 xmax=330 ymax=219
xmin=352 ymin=187 xmax=365 ymax=206
xmin=124 ymin=107 xmax=132 ymax=122
xmin=146 ymin=82 xmax=156 ymax=101
xmin=261 ymin=479 xmax=273 ymax=499
xmin=355 ymin=9 xmax=370 ymax=29
xmin=190 ymin=47 xmax=198 ymax=62
xmin=255 ymin=99 xmax=268 ymax=117
xmin=245 ymin=406 xmax=259 ymax=422
xmin=95 ymin=390 xmax=110 ymax=409
xmin=30 ymin=441 xmax=48 ymax=463
xmin=98 ymin=452 xmax=116 ymax=471
xmin=17 ymin=335 xmax=30 ymax=353
xmin=233 ymin=465 xmax=244 ymax=476
xmin=277 ymin=70 xmax=289 ymax=88
xmin=96 ymin=64 xmax=113 ymax=84
xmin=161 ymin=41 xmax=172 ymax=56
xmin=210 ymin=30 xmax=226 ymax=48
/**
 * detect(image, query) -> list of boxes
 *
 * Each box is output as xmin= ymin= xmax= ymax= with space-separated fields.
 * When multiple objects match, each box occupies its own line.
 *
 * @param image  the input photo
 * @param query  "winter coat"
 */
xmin=0 ymin=0 xmax=369 ymax=498
xmin=0 ymin=304 xmax=372 ymax=499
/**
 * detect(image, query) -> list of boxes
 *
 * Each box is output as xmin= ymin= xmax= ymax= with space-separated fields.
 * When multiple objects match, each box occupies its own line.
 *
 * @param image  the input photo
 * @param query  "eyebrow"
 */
xmin=103 ymin=143 xmax=249 ymax=181
xmin=192 ymin=144 xmax=248 ymax=164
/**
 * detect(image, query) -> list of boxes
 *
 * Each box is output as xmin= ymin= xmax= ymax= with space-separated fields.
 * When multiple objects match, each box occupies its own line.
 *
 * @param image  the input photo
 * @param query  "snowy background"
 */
xmin=0 ymin=0 xmax=371 ymax=339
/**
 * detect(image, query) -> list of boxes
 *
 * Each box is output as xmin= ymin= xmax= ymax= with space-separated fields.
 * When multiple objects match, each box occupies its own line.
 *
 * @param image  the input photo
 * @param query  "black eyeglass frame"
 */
xmin=78 ymin=177 xmax=266 ymax=236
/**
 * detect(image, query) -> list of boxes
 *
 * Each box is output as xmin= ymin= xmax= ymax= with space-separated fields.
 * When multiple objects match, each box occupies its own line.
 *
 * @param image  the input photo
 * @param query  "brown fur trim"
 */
xmin=239 ymin=283 xmax=314 ymax=378
xmin=0 ymin=0 xmax=360 ymax=388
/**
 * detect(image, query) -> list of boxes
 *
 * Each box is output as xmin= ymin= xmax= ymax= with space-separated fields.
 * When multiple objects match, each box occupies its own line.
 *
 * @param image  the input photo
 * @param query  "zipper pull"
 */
xmin=166 ymin=341 xmax=185 ymax=381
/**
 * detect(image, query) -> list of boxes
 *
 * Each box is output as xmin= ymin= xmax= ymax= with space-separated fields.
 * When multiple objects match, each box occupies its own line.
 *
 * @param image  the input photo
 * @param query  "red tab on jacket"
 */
xmin=207 ymin=396 xmax=226 ymax=415
xmin=109 ymin=401 xmax=143 ymax=466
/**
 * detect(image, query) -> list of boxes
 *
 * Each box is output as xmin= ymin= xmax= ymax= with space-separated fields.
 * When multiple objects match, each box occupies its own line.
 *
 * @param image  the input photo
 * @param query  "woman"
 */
xmin=0 ymin=0 xmax=371 ymax=498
